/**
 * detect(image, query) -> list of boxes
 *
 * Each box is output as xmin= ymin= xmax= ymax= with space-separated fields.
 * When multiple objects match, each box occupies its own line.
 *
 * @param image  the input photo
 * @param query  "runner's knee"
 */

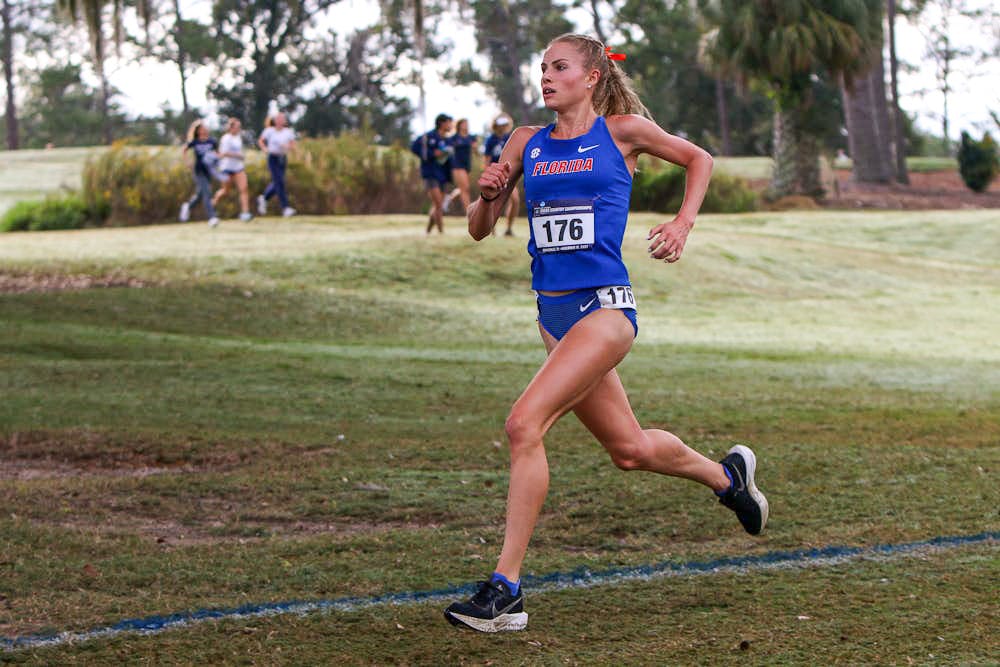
xmin=504 ymin=409 xmax=544 ymax=451
xmin=607 ymin=440 xmax=645 ymax=471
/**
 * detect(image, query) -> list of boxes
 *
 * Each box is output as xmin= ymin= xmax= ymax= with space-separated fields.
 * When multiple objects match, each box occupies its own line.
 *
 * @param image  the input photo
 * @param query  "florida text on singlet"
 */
xmin=522 ymin=116 xmax=633 ymax=291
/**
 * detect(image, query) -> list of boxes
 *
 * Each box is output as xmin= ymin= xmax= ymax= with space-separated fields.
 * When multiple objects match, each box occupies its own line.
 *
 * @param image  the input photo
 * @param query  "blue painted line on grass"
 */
xmin=2 ymin=530 xmax=996 ymax=651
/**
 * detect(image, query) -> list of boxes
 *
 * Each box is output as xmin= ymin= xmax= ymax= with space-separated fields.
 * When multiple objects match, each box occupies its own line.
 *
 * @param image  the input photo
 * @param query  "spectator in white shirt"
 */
xmin=256 ymin=112 xmax=297 ymax=217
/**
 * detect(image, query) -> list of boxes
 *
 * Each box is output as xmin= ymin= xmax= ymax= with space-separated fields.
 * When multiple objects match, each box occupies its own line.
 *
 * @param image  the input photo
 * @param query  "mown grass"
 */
xmin=1 ymin=210 xmax=998 ymax=664
xmin=0 ymin=147 xmax=106 ymax=213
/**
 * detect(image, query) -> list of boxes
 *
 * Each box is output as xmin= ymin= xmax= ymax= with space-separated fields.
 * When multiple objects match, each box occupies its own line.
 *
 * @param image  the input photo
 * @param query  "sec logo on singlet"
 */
xmin=530 ymin=147 xmax=541 ymax=159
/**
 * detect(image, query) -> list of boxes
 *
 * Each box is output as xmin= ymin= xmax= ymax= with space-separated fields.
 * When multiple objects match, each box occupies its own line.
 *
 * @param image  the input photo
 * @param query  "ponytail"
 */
xmin=548 ymin=33 xmax=651 ymax=120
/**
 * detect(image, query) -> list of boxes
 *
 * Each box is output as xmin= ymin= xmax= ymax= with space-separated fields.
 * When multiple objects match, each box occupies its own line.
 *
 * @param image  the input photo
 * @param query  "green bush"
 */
xmin=631 ymin=159 xmax=758 ymax=213
xmin=0 ymin=200 xmax=38 ymax=232
xmin=81 ymin=134 xmax=429 ymax=225
xmin=0 ymin=193 xmax=99 ymax=232
xmin=957 ymin=131 xmax=999 ymax=193
xmin=82 ymin=141 xmax=193 ymax=226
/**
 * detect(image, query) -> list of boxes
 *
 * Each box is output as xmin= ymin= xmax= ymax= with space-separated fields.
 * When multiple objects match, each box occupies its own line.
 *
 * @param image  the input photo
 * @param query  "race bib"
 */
xmin=597 ymin=285 xmax=636 ymax=310
xmin=530 ymin=199 xmax=595 ymax=253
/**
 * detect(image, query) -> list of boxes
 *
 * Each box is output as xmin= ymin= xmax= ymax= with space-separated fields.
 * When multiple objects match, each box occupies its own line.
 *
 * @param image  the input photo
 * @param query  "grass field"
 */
xmin=0 ymin=147 xmax=106 ymax=213
xmin=1 ymin=210 xmax=998 ymax=664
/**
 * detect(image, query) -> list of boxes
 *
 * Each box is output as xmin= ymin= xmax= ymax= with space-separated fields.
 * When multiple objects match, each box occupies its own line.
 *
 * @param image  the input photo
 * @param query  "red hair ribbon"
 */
xmin=605 ymin=46 xmax=626 ymax=61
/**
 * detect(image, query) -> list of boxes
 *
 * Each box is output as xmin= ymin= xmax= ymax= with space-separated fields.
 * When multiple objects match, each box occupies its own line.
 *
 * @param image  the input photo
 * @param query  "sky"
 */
xmin=102 ymin=0 xmax=1000 ymax=140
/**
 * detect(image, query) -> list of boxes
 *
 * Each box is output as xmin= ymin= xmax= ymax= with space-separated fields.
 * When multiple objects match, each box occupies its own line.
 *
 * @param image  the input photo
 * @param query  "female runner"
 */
xmin=444 ymin=34 xmax=768 ymax=633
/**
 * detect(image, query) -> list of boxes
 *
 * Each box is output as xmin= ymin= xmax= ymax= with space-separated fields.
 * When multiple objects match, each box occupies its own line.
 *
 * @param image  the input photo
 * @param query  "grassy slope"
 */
xmin=1 ymin=210 xmax=998 ymax=664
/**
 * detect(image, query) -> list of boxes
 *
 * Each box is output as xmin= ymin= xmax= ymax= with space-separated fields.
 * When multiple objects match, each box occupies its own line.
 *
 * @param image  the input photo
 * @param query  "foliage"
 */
xmin=0 ymin=200 xmax=37 ymax=231
xmin=701 ymin=0 xmax=883 ymax=197
xmin=288 ymin=134 xmax=425 ymax=215
xmin=459 ymin=0 xmax=573 ymax=124
xmin=956 ymin=131 xmax=999 ymax=192
xmin=79 ymin=134 xmax=428 ymax=225
xmin=18 ymin=64 xmax=127 ymax=148
xmin=208 ymin=0 xmax=341 ymax=130
xmin=631 ymin=159 xmax=758 ymax=213
xmin=81 ymin=142 xmax=192 ymax=225
xmin=0 ymin=192 xmax=102 ymax=232
xmin=615 ymin=0 xmax=774 ymax=156
xmin=294 ymin=25 xmax=416 ymax=144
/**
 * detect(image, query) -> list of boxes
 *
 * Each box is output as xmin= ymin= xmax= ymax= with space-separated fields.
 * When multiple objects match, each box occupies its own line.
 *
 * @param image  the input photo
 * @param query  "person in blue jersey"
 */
xmin=443 ymin=33 xmax=769 ymax=634
xmin=482 ymin=114 xmax=519 ymax=236
xmin=411 ymin=113 xmax=454 ymax=234
xmin=179 ymin=119 xmax=220 ymax=228
xmin=443 ymin=118 xmax=478 ymax=214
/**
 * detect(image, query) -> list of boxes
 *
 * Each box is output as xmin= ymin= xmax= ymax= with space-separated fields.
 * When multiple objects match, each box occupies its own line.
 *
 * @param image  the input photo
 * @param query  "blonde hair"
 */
xmin=547 ymin=33 xmax=651 ymax=119
xmin=264 ymin=115 xmax=275 ymax=128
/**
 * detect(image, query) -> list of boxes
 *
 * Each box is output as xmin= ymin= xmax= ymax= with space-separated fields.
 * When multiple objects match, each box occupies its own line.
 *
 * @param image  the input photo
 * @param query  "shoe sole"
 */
xmin=444 ymin=610 xmax=528 ymax=632
xmin=729 ymin=444 xmax=769 ymax=533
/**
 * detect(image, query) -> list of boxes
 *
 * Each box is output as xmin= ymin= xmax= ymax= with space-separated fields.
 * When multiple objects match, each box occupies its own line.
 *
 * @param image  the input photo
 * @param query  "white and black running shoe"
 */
xmin=444 ymin=579 xmax=528 ymax=632
xmin=718 ymin=444 xmax=769 ymax=535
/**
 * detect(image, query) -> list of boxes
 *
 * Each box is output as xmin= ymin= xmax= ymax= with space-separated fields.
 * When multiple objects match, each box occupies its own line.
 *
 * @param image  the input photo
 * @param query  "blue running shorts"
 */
xmin=536 ymin=288 xmax=638 ymax=341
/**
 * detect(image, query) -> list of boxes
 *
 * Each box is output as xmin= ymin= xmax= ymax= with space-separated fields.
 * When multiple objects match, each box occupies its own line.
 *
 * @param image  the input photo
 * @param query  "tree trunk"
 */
xmin=589 ymin=0 xmax=607 ymax=44
xmin=771 ymin=106 xmax=823 ymax=198
xmin=172 ymin=0 xmax=190 ymax=117
xmin=842 ymin=65 xmax=894 ymax=183
xmin=887 ymin=0 xmax=909 ymax=183
xmin=2 ymin=0 xmax=17 ymax=149
xmin=715 ymin=77 xmax=731 ymax=156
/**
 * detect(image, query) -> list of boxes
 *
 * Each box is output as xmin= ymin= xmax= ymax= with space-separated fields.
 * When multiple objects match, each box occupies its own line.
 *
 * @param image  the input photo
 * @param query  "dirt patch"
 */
xmin=826 ymin=169 xmax=1000 ymax=210
xmin=0 ymin=430 xmax=254 ymax=479
xmin=0 ymin=270 xmax=150 ymax=294
xmin=748 ymin=169 xmax=1000 ymax=210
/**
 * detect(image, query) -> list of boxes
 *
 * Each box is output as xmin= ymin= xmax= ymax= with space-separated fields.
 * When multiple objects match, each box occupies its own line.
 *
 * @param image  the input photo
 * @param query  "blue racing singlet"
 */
xmin=522 ymin=116 xmax=633 ymax=291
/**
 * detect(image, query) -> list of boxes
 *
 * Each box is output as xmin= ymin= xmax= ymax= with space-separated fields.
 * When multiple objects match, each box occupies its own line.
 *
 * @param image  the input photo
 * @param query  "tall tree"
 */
xmin=296 ymin=24 xmax=415 ymax=143
xmin=840 ymin=12 xmax=896 ymax=184
xmin=19 ymin=62 xmax=125 ymax=147
xmin=209 ymin=0 xmax=340 ymax=130
xmin=616 ymin=0 xmax=774 ymax=155
xmin=702 ymin=0 xmax=883 ymax=197
xmin=136 ymin=0 xmax=220 ymax=123
xmin=465 ymin=0 xmax=572 ymax=124
xmin=914 ymin=0 xmax=997 ymax=153
xmin=1 ymin=0 xmax=15 ymax=149
xmin=56 ymin=0 xmax=152 ymax=144
xmin=887 ymin=0 xmax=910 ymax=183
xmin=1 ymin=0 xmax=55 ymax=148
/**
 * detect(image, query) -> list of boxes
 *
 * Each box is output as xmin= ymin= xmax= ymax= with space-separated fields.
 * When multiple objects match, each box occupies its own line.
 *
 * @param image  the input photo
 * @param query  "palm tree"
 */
xmin=840 ymin=15 xmax=895 ymax=184
xmin=702 ymin=0 xmax=882 ymax=198
xmin=56 ymin=0 xmax=151 ymax=144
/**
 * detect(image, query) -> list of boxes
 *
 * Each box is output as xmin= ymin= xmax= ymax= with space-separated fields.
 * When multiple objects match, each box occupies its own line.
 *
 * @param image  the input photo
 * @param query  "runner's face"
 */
xmin=540 ymin=42 xmax=596 ymax=111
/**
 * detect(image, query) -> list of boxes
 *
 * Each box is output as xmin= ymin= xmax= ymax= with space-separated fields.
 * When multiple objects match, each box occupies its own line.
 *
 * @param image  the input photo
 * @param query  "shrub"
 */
xmin=957 ymin=131 xmax=999 ymax=193
xmin=0 ymin=193 xmax=99 ymax=232
xmin=81 ymin=134 xmax=430 ymax=225
xmin=1 ymin=200 xmax=38 ymax=232
xmin=30 ymin=194 xmax=89 ymax=231
xmin=82 ymin=141 xmax=192 ymax=226
xmin=631 ymin=159 xmax=758 ymax=213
